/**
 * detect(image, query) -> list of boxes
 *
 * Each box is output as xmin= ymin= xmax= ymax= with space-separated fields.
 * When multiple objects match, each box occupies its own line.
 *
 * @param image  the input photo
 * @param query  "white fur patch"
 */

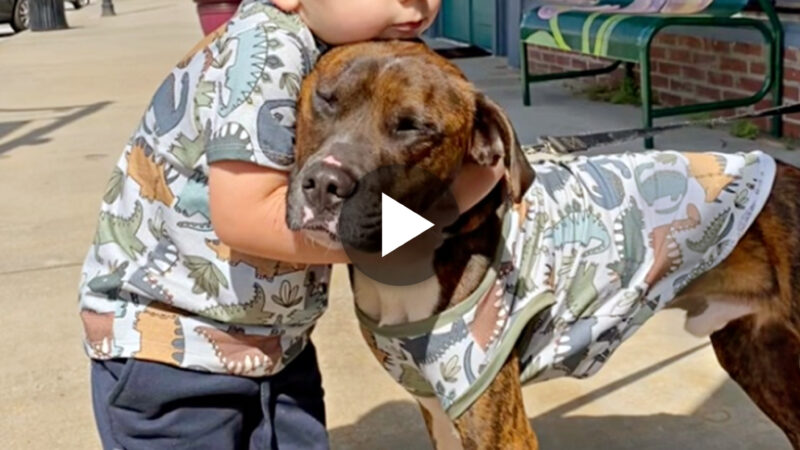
xmin=302 ymin=206 xmax=315 ymax=225
xmin=322 ymin=155 xmax=342 ymax=167
xmin=684 ymin=300 xmax=755 ymax=337
xmin=353 ymin=270 xmax=440 ymax=326
xmin=416 ymin=395 xmax=463 ymax=450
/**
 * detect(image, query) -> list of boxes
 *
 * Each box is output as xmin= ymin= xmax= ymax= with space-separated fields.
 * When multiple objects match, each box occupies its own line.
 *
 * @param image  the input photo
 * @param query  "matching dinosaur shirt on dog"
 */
xmin=357 ymin=150 xmax=775 ymax=419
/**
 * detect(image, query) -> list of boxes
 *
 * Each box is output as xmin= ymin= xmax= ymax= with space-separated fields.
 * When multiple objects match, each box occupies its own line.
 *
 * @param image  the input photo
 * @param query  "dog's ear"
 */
xmin=470 ymin=93 xmax=534 ymax=202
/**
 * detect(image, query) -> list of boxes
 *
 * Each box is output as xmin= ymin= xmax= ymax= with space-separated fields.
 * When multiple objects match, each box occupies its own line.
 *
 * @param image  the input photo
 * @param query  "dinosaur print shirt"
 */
xmin=357 ymin=150 xmax=776 ymax=419
xmin=78 ymin=0 xmax=330 ymax=377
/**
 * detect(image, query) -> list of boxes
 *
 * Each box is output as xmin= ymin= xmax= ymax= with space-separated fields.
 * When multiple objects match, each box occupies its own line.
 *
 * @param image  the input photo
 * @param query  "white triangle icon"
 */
xmin=381 ymin=193 xmax=434 ymax=257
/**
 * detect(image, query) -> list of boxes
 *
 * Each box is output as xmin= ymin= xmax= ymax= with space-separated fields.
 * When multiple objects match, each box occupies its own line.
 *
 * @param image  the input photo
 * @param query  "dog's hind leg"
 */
xmin=452 ymin=351 xmax=539 ymax=450
xmin=711 ymin=316 xmax=800 ymax=449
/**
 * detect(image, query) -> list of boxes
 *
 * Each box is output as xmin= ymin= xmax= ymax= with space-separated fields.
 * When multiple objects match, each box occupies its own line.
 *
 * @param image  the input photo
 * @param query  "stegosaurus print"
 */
xmin=134 ymin=304 xmax=185 ymax=364
xmin=195 ymin=326 xmax=283 ymax=375
xmin=645 ymin=203 xmax=702 ymax=286
xmin=683 ymin=152 xmax=739 ymax=203
xmin=126 ymin=138 xmax=176 ymax=206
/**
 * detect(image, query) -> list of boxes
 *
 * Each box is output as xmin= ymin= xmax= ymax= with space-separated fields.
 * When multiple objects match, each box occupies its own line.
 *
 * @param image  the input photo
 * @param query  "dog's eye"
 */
xmin=393 ymin=117 xmax=438 ymax=138
xmin=396 ymin=117 xmax=420 ymax=133
xmin=313 ymin=89 xmax=337 ymax=115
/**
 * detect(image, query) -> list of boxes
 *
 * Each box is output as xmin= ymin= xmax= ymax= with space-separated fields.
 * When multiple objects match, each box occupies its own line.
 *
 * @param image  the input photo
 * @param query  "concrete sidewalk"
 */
xmin=0 ymin=1 xmax=791 ymax=448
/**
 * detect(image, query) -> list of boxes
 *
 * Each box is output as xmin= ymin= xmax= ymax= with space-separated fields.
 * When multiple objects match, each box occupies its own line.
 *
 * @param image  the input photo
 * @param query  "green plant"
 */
xmin=729 ymin=120 xmax=760 ymax=140
xmin=582 ymin=76 xmax=641 ymax=106
xmin=609 ymin=76 xmax=640 ymax=105
xmin=687 ymin=112 xmax=714 ymax=128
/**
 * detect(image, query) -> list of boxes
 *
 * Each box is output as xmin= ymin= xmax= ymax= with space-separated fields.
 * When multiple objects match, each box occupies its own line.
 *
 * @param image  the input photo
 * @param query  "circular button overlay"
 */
xmin=338 ymin=165 xmax=460 ymax=286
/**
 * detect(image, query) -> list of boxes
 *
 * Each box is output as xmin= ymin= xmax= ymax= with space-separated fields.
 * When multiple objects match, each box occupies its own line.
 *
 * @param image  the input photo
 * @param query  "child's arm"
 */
xmin=209 ymin=160 xmax=350 ymax=265
xmin=210 ymin=160 xmax=502 ymax=264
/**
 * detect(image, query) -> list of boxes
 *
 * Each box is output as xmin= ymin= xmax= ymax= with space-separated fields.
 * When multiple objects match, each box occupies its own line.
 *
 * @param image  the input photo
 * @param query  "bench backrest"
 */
xmin=527 ymin=0 xmax=752 ymax=18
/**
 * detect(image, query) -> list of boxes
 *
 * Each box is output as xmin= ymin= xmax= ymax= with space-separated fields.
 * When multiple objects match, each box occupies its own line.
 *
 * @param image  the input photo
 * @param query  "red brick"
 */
xmin=785 ymin=84 xmax=799 ymax=101
xmin=572 ymin=58 xmax=588 ymax=70
xmin=651 ymin=46 xmax=666 ymax=60
xmin=669 ymin=78 xmax=694 ymax=92
xmin=668 ymin=48 xmax=691 ymax=63
xmin=657 ymin=62 xmax=681 ymax=75
xmin=783 ymin=121 xmax=800 ymax=138
xmin=677 ymin=36 xmax=703 ymax=48
xmin=750 ymin=62 xmax=766 ymax=75
xmin=708 ymin=72 xmax=734 ymax=87
xmin=658 ymin=34 xmax=678 ymax=46
xmin=696 ymin=85 xmax=722 ymax=100
xmin=692 ymin=52 xmax=718 ymax=66
xmin=705 ymin=40 xmax=730 ymax=53
xmin=755 ymin=99 xmax=772 ymax=110
xmin=738 ymin=76 xmax=766 ymax=93
xmin=556 ymin=54 xmax=570 ymax=66
xmin=721 ymin=90 xmax=745 ymax=100
xmin=681 ymin=65 xmax=705 ymax=81
xmin=784 ymin=116 xmax=800 ymax=127
xmin=786 ymin=48 xmax=800 ymax=63
xmin=720 ymin=57 xmax=748 ymax=72
xmin=786 ymin=67 xmax=800 ymax=82
xmin=658 ymin=92 xmax=685 ymax=106
xmin=732 ymin=42 xmax=763 ymax=57
xmin=651 ymin=74 xmax=669 ymax=88
xmin=542 ymin=52 xmax=556 ymax=63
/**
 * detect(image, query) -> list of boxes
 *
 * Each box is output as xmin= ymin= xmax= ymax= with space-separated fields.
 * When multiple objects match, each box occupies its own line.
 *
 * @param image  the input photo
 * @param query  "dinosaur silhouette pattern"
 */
xmin=93 ymin=201 xmax=146 ymax=261
xmin=78 ymin=2 xmax=330 ymax=377
xmin=634 ymin=161 xmax=689 ymax=214
xmin=358 ymin=150 xmax=776 ymax=419
xmin=151 ymin=72 xmax=190 ymax=137
xmin=645 ymin=203 xmax=702 ymax=286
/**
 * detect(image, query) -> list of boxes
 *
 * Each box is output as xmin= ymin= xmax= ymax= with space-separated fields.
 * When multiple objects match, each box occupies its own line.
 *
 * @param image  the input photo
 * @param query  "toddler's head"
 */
xmin=273 ymin=0 xmax=441 ymax=44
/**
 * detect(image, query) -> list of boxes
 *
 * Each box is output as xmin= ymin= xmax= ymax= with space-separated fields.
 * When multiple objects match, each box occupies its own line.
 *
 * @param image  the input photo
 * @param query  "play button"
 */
xmin=338 ymin=165 xmax=460 ymax=286
xmin=381 ymin=194 xmax=434 ymax=257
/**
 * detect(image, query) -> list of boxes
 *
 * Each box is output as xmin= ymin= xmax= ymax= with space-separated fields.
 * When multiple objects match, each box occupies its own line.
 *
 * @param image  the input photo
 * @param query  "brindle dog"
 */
xmin=286 ymin=41 xmax=800 ymax=449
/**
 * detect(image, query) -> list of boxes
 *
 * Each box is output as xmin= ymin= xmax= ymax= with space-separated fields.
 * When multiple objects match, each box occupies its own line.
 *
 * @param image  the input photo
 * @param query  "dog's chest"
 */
xmin=353 ymin=270 xmax=441 ymax=326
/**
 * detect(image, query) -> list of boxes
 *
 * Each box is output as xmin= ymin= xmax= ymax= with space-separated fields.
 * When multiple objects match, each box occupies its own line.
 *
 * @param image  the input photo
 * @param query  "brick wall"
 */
xmin=525 ymin=34 xmax=800 ymax=137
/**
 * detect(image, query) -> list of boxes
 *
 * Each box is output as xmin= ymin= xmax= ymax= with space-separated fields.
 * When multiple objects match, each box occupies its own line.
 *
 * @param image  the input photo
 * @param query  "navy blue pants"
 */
xmin=90 ymin=343 xmax=328 ymax=450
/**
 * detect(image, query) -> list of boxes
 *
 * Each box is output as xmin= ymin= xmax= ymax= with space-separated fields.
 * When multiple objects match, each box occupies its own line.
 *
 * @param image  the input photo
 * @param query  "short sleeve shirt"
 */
xmin=78 ymin=0 xmax=330 ymax=376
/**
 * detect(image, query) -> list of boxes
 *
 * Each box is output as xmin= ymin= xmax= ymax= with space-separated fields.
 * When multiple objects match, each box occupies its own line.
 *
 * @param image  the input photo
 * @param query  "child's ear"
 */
xmin=272 ymin=0 xmax=301 ymax=12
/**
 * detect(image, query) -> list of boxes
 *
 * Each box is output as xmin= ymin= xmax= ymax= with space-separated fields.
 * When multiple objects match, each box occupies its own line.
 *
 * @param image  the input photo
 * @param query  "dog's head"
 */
xmin=286 ymin=41 xmax=534 ymax=250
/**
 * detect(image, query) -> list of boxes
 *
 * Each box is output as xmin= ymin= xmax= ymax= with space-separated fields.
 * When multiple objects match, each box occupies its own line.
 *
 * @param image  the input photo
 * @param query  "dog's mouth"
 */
xmin=300 ymin=218 xmax=343 ymax=250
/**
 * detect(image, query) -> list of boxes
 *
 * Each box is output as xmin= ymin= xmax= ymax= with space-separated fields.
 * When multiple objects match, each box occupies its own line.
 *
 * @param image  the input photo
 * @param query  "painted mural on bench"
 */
xmin=522 ymin=0 xmax=749 ymax=59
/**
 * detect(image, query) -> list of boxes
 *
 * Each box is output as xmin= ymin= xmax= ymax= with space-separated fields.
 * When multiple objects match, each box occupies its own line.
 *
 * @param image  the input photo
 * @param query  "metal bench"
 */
xmin=520 ymin=0 xmax=784 ymax=148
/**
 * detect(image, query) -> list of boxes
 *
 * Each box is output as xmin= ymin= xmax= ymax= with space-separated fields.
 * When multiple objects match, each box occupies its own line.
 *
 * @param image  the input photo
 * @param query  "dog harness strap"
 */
xmin=357 ymin=150 xmax=776 ymax=420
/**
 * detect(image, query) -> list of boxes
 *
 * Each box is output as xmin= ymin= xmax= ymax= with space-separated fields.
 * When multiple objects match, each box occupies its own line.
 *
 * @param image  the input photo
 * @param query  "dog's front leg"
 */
xmin=449 ymin=351 xmax=538 ymax=450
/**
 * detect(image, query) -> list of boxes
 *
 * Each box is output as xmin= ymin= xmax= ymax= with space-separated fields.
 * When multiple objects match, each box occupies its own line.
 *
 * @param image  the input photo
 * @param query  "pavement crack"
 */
xmin=0 ymin=262 xmax=83 ymax=277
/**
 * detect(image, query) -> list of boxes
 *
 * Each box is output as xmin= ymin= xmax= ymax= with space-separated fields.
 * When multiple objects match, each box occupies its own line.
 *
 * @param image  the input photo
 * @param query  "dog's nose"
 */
xmin=302 ymin=164 xmax=357 ymax=209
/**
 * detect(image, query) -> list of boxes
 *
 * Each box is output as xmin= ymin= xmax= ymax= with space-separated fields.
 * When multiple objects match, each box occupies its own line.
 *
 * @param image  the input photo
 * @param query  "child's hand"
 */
xmin=450 ymin=160 xmax=505 ymax=213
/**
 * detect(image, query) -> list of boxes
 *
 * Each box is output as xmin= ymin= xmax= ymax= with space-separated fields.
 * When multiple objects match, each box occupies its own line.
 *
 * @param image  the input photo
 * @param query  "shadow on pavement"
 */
xmin=329 ymin=400 xmax=433 ymax=450
xmin=0 ymin=101 xmax=111 ymax=155
xmin=329 ymin=342 xmax=789 ymax=449
xmin=531 ymin=379 xmax=790 ymax=449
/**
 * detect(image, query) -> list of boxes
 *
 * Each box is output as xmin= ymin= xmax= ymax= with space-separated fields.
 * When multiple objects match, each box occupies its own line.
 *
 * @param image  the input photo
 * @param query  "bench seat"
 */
xmin=520 ymin=0 xmax=784 ymax=148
